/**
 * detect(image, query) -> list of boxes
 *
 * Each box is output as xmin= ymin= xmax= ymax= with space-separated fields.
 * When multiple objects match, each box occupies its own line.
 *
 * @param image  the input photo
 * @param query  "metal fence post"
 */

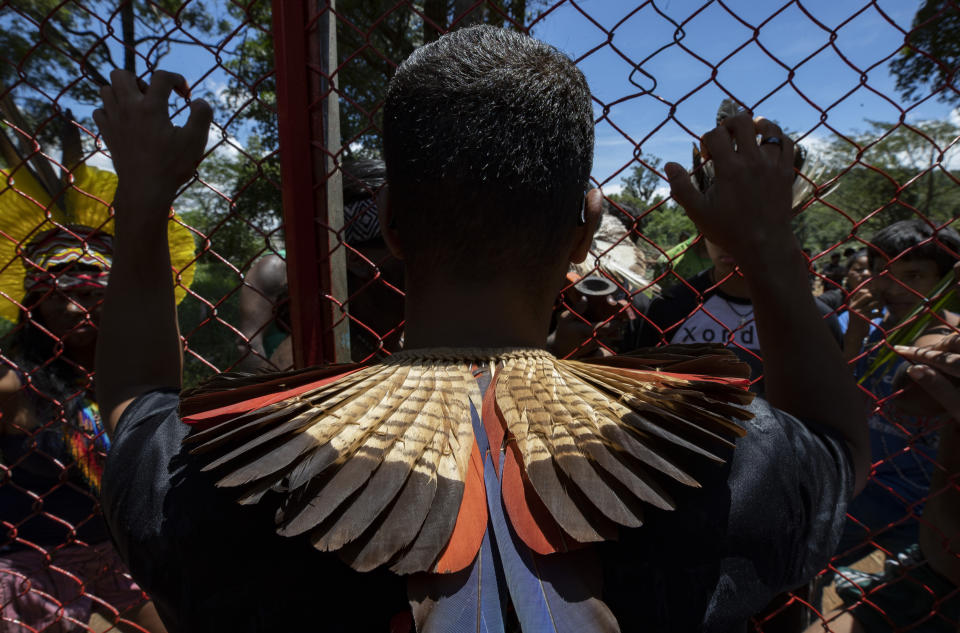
xmin=272 ymin=0 xmax=350 ymax=367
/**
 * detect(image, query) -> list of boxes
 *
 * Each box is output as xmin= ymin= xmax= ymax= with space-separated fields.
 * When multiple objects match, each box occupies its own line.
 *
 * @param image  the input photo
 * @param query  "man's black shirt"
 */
xmin=103 ymin=388 xmax=853 ymax=632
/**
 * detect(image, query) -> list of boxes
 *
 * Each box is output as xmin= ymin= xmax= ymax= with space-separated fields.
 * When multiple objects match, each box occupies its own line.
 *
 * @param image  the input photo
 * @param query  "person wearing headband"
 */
xmin=237 ymin=158 xmax=406 ymax=369
xmin=0 ymin=157 xmax=193 ymax=632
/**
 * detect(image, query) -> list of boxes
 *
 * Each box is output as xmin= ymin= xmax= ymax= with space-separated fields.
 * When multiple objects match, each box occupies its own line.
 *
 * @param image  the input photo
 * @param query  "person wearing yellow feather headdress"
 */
xmin=92 ymin=33 xmax=869 ymax=633
xmin=0 ymin=147 xmax=190 ymax=632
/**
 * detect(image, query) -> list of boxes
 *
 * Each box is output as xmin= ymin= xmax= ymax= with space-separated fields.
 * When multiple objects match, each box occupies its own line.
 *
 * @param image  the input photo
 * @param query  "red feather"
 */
xmin=182 ymin=366 xmax=362 ymax=428
xmin=659 ymin=372 xmax=750 ymax=389
xmin=432 ymin=438 xmax=487 ymax=574
xmin=501 ymin=441 xmax=579 ymax=555
xmin=482 ymin=373 xmax=578 ymax=556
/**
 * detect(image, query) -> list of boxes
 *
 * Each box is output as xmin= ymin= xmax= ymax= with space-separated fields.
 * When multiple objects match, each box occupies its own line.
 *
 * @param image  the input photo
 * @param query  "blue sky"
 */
xmin=526 ymin=0 xmax=955 ymax=193
xmin=43 ymin=0 xmax=955 ymax=194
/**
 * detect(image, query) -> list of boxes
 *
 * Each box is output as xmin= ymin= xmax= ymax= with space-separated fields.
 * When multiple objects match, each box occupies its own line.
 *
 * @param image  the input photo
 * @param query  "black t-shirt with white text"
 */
xmin=633 ymin=269 xmax=843 ymax=392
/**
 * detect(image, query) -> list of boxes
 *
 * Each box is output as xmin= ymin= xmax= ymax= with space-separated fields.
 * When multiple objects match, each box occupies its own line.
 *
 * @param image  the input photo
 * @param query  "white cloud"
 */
xmin=600 ymin=183 xmax=623 ymax=196
xmin=84 ymin=150 xmax=115 ymax=173
xmin=796 ymin=132 xmax=832 ymax=156
xmin=206 ymin=126 xmax=242 ymax=161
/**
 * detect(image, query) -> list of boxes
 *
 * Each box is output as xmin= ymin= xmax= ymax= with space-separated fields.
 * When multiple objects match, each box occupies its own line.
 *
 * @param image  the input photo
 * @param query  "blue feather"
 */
xmin=477 ymin=376 xmax=620 ymax=633
xmin=408 ymin=398 xmax=506 ymax=633
xmin=409 ymin=371 xmax=619 ymax=632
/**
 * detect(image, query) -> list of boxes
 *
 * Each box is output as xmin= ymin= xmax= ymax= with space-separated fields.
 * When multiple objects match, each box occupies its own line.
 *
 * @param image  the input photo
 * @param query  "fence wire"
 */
xmin=0 ymin=0 xmax=957 ymax=631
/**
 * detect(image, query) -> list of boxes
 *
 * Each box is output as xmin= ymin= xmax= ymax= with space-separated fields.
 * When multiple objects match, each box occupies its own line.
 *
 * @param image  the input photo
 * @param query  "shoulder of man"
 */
xmin=813 ymin=294 xmax=844 ymax=344
xmin=102 ymin=386 xmax=410 ymax=631
xmin=604 ymin=395 xmax=854 ymax=628
xmin=633 ymin=270 xmax=715 ymax=348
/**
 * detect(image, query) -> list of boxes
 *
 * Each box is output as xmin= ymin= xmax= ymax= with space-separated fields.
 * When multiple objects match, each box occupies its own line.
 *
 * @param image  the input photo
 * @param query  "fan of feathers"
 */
xmin=180 ymin=344 xmax=754 ymax=575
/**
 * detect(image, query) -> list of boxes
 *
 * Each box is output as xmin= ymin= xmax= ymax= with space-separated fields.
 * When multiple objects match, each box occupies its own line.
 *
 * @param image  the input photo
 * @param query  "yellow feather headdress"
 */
xmin=0 ymin=161 xmax=196 ymax=322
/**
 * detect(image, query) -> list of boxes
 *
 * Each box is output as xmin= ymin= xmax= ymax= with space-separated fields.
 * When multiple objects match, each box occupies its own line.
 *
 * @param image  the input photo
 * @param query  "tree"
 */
xmin=0 ymin=1 xmax=222 ymax=148
xmin=794 ymin=118 xmax=960 ymax=253
xmin=889 ymin=0 xmax=960 ymax=105
xmin=607 ymin=155 xmax=696 ymax=252
xmin=220 ymin=0 xmax=544 ymax=159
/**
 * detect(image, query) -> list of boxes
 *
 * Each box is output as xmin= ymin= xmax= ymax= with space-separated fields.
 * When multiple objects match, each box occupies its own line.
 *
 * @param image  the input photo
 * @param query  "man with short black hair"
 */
xmin=822 ymin=251 xmax=845 ymax=287
xmin=94 ymin=25 xmax=867 ymax=632
xmin=837 ymin=218 xmax=960 ymax=564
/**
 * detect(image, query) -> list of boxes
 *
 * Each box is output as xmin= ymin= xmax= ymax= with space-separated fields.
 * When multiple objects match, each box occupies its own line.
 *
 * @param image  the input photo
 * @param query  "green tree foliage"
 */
xmin=795 ymin=118 xmax=960 ymax=254
xmin=186 ymin=1 xmax=545 ymax=381
xmin=0 ymin=0 xmax=221 ymax=146
xmin=176 ymin=134 xmax=283 ymax=386
xmin=218 ymin=0 xmax=542 ymax=159
xmin=889 ymin=0 xmax=960 ymax=105
xmin=606 ymin=155 xmax=696 ymax=252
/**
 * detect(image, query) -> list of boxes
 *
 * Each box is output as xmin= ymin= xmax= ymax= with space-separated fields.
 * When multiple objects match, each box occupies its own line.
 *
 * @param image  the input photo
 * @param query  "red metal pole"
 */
xmin=271 ymin=0 xmax=332 ymax=367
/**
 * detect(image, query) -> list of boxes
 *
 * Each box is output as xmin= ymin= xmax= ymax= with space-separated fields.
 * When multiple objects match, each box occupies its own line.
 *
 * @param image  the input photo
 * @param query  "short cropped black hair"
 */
xmin=868 ymin=218 xmax=960 ymax=276
xmin=383 ymin=25 xmax=594 ymax=279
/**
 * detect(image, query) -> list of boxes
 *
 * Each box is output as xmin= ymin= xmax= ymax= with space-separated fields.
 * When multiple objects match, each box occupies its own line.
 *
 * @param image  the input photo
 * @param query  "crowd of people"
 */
xmin=0 ymin=24 xmax=956 ymax=633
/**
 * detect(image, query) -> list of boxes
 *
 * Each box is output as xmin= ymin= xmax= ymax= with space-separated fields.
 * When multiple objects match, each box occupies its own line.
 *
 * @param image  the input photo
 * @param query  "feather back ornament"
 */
xmin=182 ymin=345 xmax=754 ymax=575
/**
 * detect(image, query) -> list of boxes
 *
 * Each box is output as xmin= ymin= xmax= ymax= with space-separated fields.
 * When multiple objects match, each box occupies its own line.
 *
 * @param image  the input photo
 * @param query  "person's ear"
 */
xmin=569 ymin=188 xmax=603 ymax=264
xmin=377 ymin=185 xmax=404 ymax=261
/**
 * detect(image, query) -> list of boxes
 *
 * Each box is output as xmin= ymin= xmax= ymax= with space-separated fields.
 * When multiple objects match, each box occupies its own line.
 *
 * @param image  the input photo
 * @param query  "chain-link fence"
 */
xmin=0 ymin=0 xmax=957 ymax=631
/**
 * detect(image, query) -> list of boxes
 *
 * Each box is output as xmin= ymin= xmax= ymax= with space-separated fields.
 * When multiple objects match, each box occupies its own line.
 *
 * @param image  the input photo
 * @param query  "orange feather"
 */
xmin=182 ymin=367 xmax=362 ymax=428
xmin=432 ymin=438 xmax=487 ymax=574
xmin=657 ymin=372 xmax=750 ymax=389
xmin=482 ymin=375 xmax=576 ymax=555
xmin=501 ymin=441 xmax=578 ymax=555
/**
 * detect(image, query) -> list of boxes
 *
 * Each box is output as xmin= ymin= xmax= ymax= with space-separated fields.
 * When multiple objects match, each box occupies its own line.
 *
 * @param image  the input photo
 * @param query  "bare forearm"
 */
xmin=743 ymin=238 xmax=870 ymax=491
xmin=663 ymin=114 xmax=869 ymax=491
xmin=96 ymin=187 xmax=182 ymax=435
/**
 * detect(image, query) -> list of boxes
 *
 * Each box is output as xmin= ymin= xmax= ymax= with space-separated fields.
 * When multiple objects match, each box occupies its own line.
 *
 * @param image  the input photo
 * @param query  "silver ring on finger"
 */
xmin=760 ymin=136 xmax=782 ymax=147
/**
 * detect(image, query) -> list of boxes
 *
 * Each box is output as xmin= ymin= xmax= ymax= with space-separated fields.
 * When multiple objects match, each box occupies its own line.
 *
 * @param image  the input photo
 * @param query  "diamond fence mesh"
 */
xmin=0 ymin=0 xmax=957 ymax=631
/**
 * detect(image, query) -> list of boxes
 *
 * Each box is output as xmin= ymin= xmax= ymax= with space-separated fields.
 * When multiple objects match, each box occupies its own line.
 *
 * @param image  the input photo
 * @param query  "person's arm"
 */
xmin=236 ymin=253 xmax=287 ymax=371
xmin=93 ymin=70 xmax=212 ymax=435
xmin=895 ymin=334 xmax=960 ymax=587
xmin=665 ymin=113 xmax=870 ymax=493
xmin=923 ymin=416 xmax=960 ymax=587
xmin=841 ymin=287 xmax=882 ymax=361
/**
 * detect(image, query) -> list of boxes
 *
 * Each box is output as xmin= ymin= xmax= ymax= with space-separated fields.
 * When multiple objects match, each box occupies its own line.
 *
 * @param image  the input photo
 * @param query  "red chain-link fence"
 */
xmin=0 ymin=0 xmax=957 ymax=631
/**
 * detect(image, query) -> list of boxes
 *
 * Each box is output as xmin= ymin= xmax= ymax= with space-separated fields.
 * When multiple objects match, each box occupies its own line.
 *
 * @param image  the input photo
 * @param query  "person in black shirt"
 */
xmin=817 ymin=249 xmax=870 ymax=317
xmin=633 ymin=237 xmax=842 ymax=392
xmin=92 ymin=27 xmax=867 ymax=632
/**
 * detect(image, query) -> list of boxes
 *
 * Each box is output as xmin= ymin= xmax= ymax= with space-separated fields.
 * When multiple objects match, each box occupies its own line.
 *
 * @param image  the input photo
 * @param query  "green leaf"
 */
xmin=857 ymin=271 xmax=958 ymax=384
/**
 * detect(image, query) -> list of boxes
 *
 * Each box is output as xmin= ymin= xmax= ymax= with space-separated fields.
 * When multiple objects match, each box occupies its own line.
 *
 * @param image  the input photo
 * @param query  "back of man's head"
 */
xmin=869 ymin=218 xmax=960 ymax=276
xmin=383 ymin=25 xmax=594 ymax=282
